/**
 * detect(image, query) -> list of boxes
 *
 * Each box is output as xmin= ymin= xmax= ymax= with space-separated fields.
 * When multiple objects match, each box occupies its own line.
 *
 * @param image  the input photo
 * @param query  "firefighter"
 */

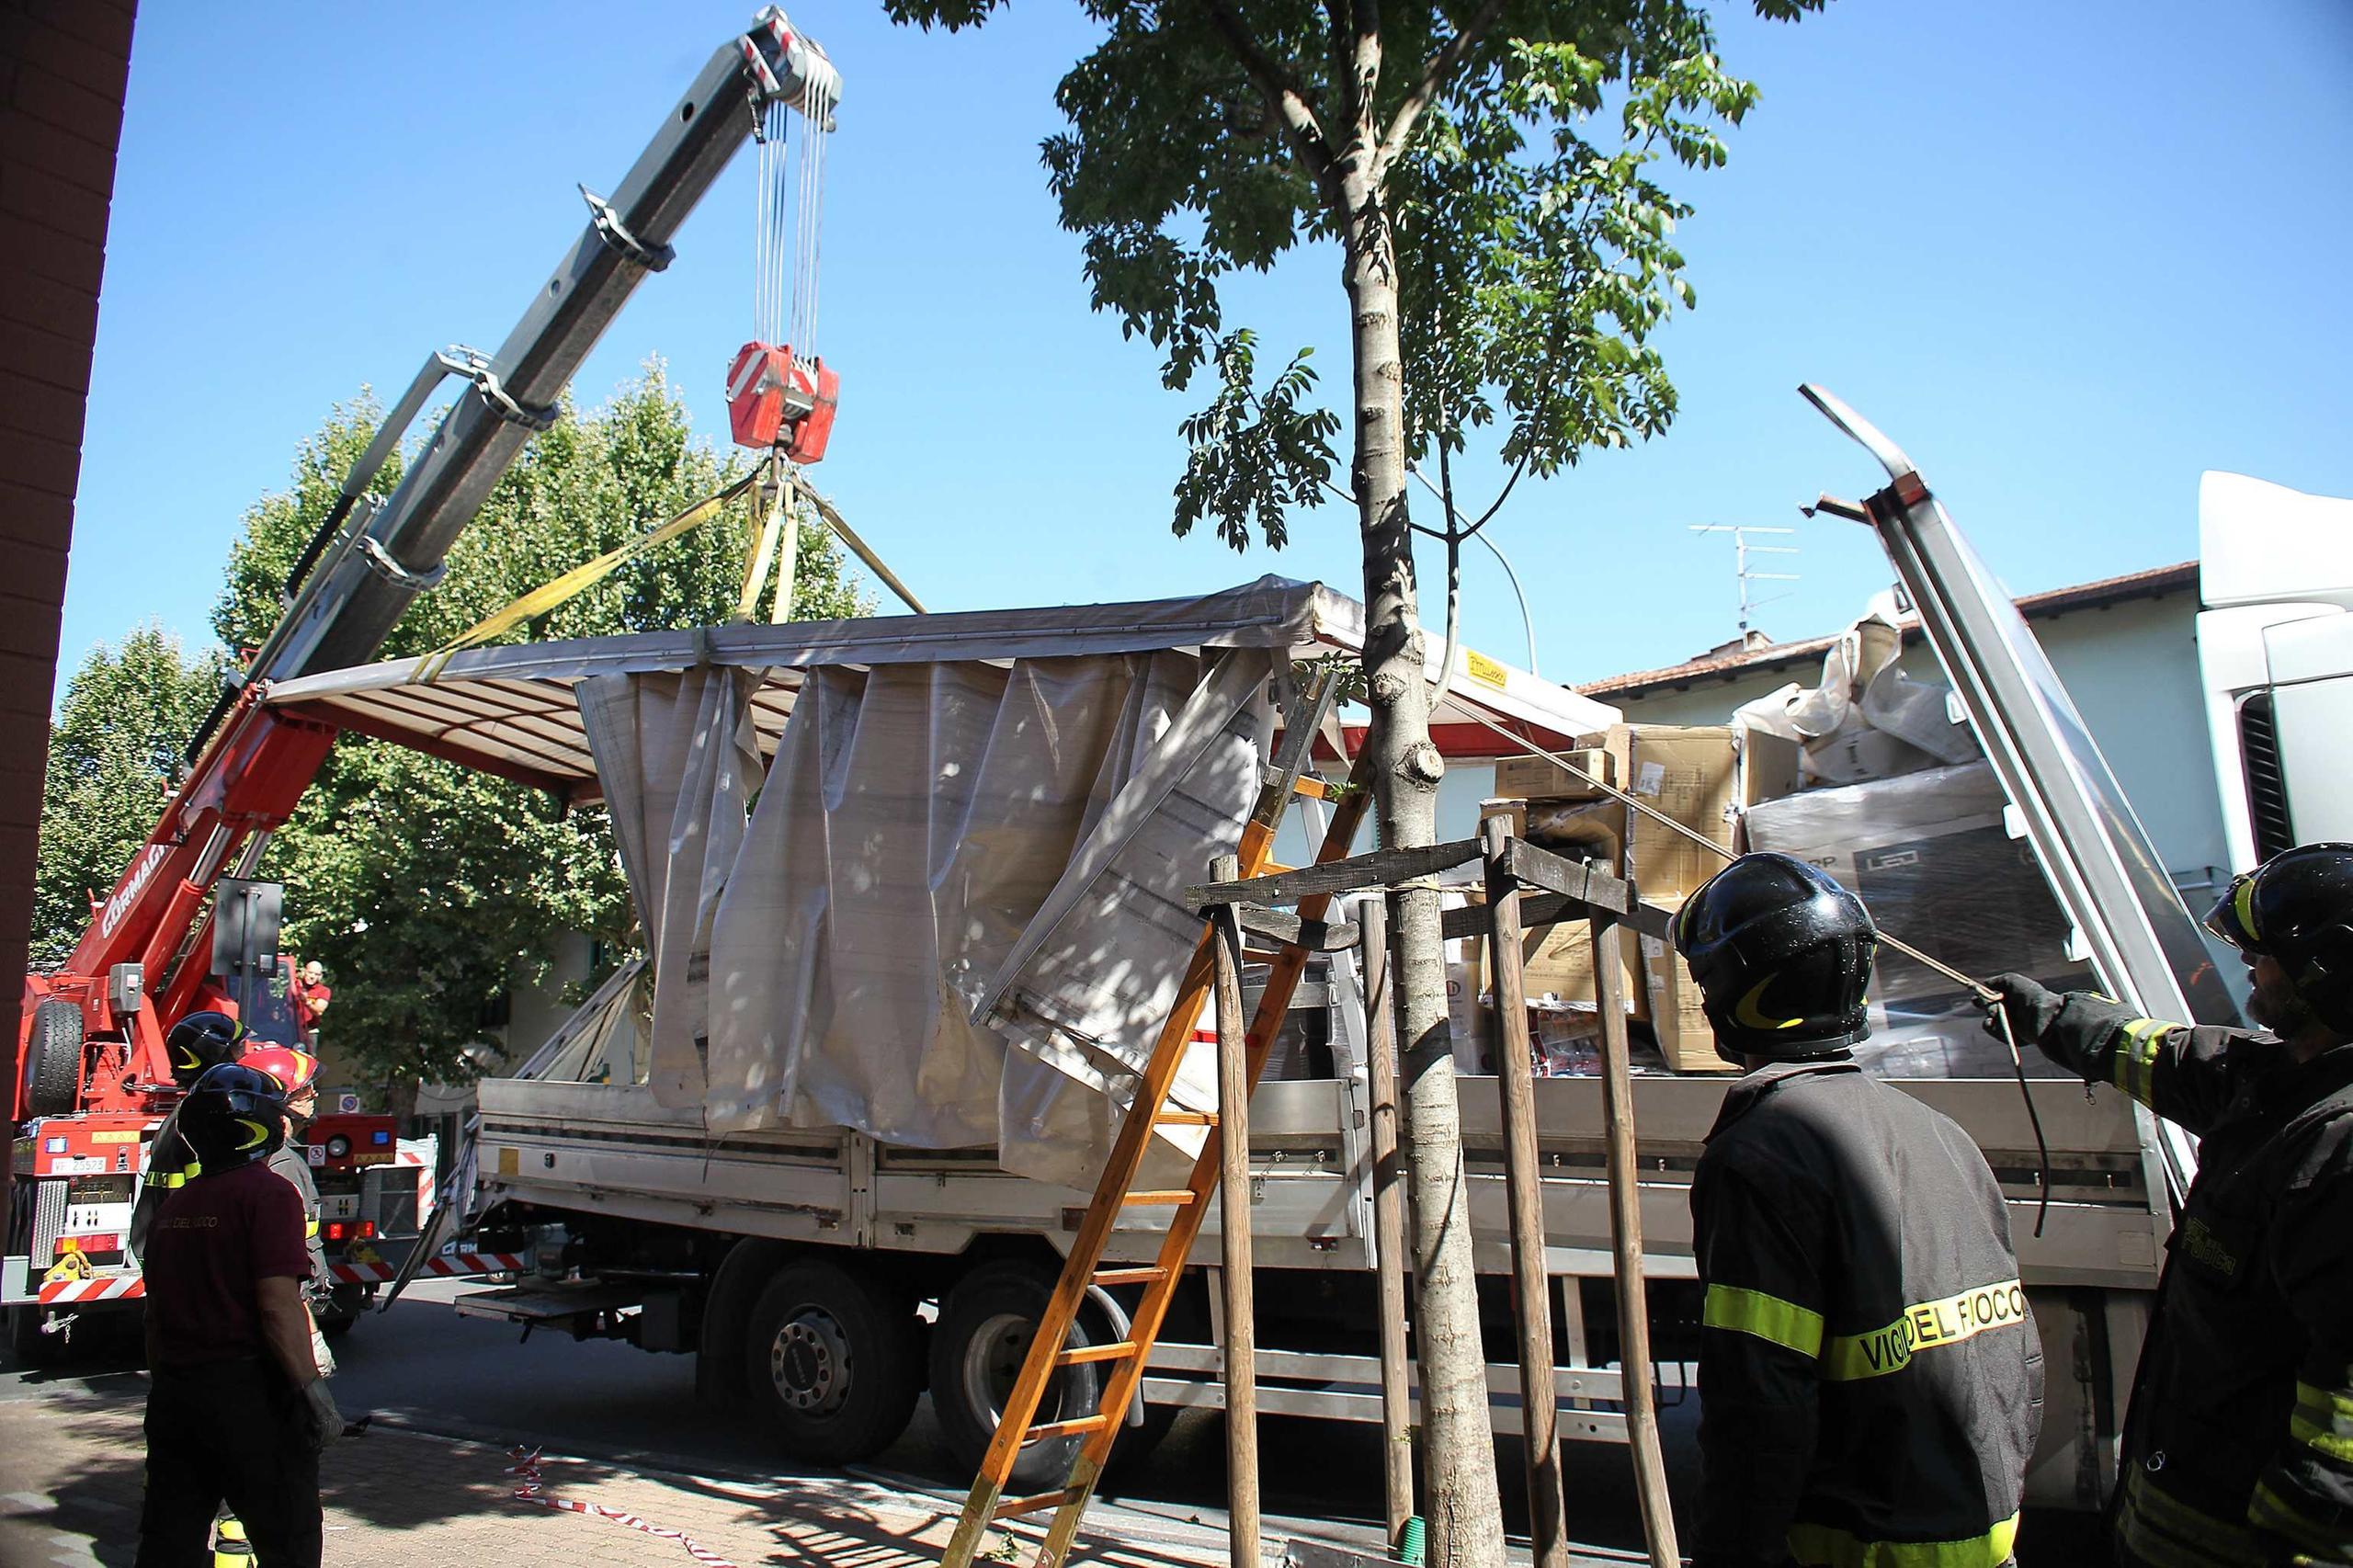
xmin=1677 ymin=852 xmax=2042 ymax=1568
xmin=1984 ymin=842 xmax=2353 ymax=1565
xmin=242 ymin=1046 xmax=337 ymax=1374
xmin=128 ymin=1011 xmax=248 ymax=1261
xmin=135 ymin=1062 xmax=340 ymax=1568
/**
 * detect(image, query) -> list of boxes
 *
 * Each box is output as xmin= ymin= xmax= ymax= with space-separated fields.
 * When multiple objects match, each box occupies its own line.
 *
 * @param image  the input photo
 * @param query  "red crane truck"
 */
xmin=5 ymin=7 xmax=842 ymax=1353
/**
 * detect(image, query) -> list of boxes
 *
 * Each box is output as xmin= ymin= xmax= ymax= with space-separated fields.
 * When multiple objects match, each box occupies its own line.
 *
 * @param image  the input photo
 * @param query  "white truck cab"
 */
xmin=2196 ymin=472 xmax=2353 ymax=863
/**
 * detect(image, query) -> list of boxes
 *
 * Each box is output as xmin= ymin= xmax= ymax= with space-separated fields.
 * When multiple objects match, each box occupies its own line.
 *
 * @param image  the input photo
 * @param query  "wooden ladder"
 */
xmin=938 ymin=676 xmax=1370 ymax=1568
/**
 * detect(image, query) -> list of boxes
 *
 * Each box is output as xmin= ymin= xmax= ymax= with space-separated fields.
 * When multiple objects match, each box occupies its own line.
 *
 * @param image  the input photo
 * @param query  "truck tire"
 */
xmin=745 ymin=1258 xmax=921 ymax=1461
xmin=930 ymin=1262 xmax=1120 ymax=1494
xmin=24 ymin=998 xmax=83 ymax=1119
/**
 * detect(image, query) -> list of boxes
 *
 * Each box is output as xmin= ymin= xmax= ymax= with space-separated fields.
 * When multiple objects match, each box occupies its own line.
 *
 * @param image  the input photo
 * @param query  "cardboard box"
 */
xmin=1614 ymin=726 xmax=1742 ymax=903
xmin=1741 ymin=731 xmax=1804 ymax=815
xmin=1638 ymin=898 xmax=1734 ymax=1074
xmin=1482 ymin=797 xmax=1623 ymax=868
xmin=1494 ymin=747 xmax=1614 ymax=802
xmin=1520 ymin=917 xmax=1645 ymax=1017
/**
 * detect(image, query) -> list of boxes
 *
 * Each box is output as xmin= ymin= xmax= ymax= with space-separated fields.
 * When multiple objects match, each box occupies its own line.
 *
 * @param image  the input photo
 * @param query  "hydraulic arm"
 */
xmin=16 ymin=9 xmax=841 ymax=1119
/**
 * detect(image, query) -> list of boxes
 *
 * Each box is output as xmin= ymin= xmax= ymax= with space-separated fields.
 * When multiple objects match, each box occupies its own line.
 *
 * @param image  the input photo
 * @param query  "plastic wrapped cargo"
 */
xmin=1744 ymin=760 xmax=2089 ymax=1077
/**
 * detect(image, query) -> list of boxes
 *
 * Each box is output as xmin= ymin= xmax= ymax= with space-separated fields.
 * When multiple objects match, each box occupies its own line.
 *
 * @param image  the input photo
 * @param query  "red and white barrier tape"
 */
xmin=329 ymin=1251 xmax=525 ymax=1284
xmin=38 ymin=1273 xmax=145 ymax=1304
xmin=505 ymin=1447 xmax=740 ymax=1568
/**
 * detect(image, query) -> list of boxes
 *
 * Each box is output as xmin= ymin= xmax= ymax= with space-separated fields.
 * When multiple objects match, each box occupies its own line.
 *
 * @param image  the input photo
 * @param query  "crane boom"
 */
xmin=18 ymin=8 xmax=840 ymax=1118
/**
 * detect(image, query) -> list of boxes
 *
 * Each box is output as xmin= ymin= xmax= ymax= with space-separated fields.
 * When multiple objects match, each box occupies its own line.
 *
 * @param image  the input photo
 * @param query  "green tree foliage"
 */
xmin=208 ymin=360 xmax=870 ymax=1092
xmin=894 ymin=0 xmax=1812 ymax=546
xmin=33 ymin=627 xmax=233 ymax=968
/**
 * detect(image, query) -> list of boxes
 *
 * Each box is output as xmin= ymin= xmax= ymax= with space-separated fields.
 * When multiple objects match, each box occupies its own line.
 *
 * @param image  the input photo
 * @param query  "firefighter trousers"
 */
xmin=135 ymin=1358 xmax=322 ymax=1568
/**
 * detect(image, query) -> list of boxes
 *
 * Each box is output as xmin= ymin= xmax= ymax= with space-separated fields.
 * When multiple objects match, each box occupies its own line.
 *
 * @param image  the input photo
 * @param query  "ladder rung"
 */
xmin=1290 ymin=774 xmax=1334 ymax=801
xmin=1093 ymin=1266 xmax=1167 ymax=1287
xmin=1120 ymin=1189 xmax=1197 ymax=1207
xmin=1026 ymin=1414 xmax=1111 ymax=1441
xmin=1154 ymin=1109 xmax=1216 ymax=1126
xmin=1055 ymin=1340 xmax=1137 ymax=1368
xmin=994 ymin=1489 xmax=1079 ymax=1520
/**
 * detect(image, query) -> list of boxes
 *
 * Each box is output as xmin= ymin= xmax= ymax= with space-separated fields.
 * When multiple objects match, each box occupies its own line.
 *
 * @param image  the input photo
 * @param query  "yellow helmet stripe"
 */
xmin=1733 ymin=972 xmax=1804 ymax=1031
xmin=2234 ymin=873 xmax=2262 ymax=943
xmin=233 ymin=1117 xmax=272 ymax=1151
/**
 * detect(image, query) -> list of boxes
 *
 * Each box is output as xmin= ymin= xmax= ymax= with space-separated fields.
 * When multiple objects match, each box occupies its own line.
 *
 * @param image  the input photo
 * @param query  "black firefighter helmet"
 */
xmin=1673 ymin=851 xmax=1877 ymax=1067
xmin=164 ymin=1009 xmax=246 ymax=1089
xmin=2204 ymin=843 xmax=2353 ymax=1034
xmin=178 ymin=1062 xmax=287 ymax=1174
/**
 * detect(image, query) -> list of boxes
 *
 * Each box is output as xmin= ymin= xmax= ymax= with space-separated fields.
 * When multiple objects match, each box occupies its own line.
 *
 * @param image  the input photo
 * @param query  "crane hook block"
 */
xmin=726 ymin=341 xmax=837 ymax=462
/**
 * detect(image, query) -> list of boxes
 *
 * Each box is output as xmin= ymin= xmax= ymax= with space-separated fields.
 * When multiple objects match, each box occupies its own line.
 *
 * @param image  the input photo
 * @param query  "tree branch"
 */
xmin=1323 ymin=0 xmax=1354 ymax=129
xmin=1199 ymin=0 xmax=1340 ymax=188
xmin=1372 ymin=0 xmax=1507 ymax=185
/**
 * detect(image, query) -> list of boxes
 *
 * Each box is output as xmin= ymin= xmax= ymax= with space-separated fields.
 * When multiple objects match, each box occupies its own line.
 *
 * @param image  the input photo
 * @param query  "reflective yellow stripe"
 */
xmin=2291 ymin=1413 xmax=2353 ymax=1463
xmin=1701 ymin=1284 xmax=1824 ymax=1358
xmin=151 ymin=1162 xmax=199 ymax=1188
xmin=1784 ymin=1512 xmax=2018 ymax=1568
xmin=2112 ymin=1017 xmax=2174 ymax=1107
xmin=2234 ymin=874 xmax=2262 ymax=943
xmin=305 ymin=1219 xmax=320 ymax=1239
xmin=1819 ymin=1279 xmax=2029 ymax=1382
xmin=2299 ymin=1381 xmax=2353 ymax=1427
xmin=2249 ymin=1481 xmax=2348 ymax=1557
xmin=2122 ymin=1470 xmax=2262 ymax=1567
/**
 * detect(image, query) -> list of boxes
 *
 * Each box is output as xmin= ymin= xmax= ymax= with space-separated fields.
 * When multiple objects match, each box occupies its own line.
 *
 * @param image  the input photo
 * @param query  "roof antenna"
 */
xmin=1688 ymin=524 xmax=1800 ymax=642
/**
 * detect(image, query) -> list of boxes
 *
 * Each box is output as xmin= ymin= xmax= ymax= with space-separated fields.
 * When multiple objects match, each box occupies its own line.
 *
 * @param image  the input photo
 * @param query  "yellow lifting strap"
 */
xmin=407 ymin=469 xmax=763 ymax=684
xmin=735 ymin=457 xmax=801 ymax=624
xmin=405 ymin=459 xmax=929 ymax=687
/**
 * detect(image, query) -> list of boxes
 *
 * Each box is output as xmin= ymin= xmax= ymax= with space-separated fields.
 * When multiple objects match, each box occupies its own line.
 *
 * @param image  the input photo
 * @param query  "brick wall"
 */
xmin=0 ymin=1 xmax=138 ymax=1061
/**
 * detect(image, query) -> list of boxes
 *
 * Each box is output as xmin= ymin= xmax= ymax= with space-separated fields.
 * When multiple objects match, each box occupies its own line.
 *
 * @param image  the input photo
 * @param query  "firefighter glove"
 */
xmin=1981 ymin=971 xmax=2066 ymax=1046
xmin=301 ymin=1377 xmax=345 ymax=1452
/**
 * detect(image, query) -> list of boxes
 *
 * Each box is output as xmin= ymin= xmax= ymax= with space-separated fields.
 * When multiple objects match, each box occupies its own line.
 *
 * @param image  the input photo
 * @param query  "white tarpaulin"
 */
xmin=577 ymin=665 xmax=763 ymax=1108
xmin=578 ymin=646 xmax=1268 ymax=1183
xmin=264 ymin=578 xmax=1621 ymax=1182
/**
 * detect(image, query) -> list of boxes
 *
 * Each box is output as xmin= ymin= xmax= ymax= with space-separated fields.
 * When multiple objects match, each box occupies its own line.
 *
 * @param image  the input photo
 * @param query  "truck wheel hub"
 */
xmin=769 ymin=1310 xmax=852 ymax=1415
xmin=964 ymin=1311 xmax=1051 ymax=1437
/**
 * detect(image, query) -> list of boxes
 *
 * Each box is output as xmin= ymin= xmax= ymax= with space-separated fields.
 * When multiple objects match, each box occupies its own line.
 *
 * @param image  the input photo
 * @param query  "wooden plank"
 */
xmin=1359 ymin=897 xmax=1415 ymax=1551
xmin=1211 ymin=859 xmax=1261 ymax=1568
xmin=1435 ymin=882 xmax=1677 ymax=943
xmin=1591 ymin=917 xmax=1682 ymax=1568
xmin=1234 ymin=903 xmax=1361 ymax=953
xmin=1186 ymin=837 xmax=1482 ymax=908
xmin=1483 ymin=820 xmax=1570 ymax=1568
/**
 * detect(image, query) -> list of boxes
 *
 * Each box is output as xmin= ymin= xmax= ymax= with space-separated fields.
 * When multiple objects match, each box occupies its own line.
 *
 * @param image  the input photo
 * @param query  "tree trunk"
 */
xmin=1344 ymin=178 xmax=1506 ymax=1568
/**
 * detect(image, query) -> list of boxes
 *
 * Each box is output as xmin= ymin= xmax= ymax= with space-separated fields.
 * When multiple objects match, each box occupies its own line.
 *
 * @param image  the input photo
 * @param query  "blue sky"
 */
xmin=63 ymin=0 xmax=2353 ymax=693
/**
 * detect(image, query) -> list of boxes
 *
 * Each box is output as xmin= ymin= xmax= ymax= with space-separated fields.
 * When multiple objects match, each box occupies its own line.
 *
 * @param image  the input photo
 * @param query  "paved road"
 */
xmin=7 ymin=1284 xmax=2097 ymax=1565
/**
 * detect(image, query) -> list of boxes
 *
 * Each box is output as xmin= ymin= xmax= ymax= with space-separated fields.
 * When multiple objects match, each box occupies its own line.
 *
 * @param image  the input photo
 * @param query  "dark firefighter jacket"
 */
xmin=267 ymin=1142 xmax=333 ymax=1308
xmin=126 ymin=1104 xmax=202 ymax=1261
xmin=1691 ymin=1059 xmax=2043 ymax=1568
xmin=2029 ymin=993 xmax=2353 ymax=1567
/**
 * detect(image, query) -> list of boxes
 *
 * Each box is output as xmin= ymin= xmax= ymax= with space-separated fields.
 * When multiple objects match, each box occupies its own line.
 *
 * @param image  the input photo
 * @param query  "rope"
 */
xmin=407 ymin=472 xmax=760 ymax=683
xmin=506 ymin=1446 xmax=741 ymax=1568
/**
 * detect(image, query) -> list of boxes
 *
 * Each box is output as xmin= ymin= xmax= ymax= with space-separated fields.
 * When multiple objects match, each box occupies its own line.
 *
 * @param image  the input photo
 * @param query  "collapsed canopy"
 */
xmin=264 ymin=578 xmax=1617 ymax=1180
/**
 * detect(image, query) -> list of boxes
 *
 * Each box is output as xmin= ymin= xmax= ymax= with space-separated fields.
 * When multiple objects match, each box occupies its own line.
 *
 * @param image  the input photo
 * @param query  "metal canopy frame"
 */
xmin=261 ymin=575 xmax=1620 ymax=801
